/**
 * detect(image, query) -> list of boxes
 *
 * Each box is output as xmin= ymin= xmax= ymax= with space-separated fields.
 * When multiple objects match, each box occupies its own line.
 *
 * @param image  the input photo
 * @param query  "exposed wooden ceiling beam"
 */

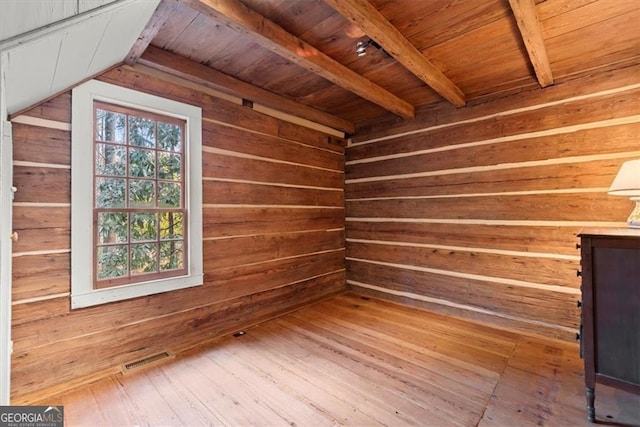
xmin=138 ymin=46 xmax=355 ymax=134
xmin=125 ymin=0 xmax=178 ymax=65
xmin=322 ymin=0 xmax=466 ymax=108
xmin=182 ymin=0 xmax=415 ymax=119
xmin=508 ymin=0 xmax=554 ymax=87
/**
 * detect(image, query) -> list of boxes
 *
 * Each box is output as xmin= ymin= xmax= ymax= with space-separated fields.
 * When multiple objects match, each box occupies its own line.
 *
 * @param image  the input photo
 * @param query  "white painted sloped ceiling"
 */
xmin=0 ymin=0 xmax=160 ymax=115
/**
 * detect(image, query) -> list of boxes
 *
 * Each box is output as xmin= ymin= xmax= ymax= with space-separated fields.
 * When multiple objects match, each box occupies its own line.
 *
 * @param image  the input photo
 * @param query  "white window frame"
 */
xmin=71 ymin=80 xmax=203 ymax=309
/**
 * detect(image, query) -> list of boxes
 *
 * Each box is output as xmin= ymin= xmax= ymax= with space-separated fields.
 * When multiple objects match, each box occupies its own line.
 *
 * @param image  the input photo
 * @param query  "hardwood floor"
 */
xmin=48 ymin=293 xmax=639 ymax=426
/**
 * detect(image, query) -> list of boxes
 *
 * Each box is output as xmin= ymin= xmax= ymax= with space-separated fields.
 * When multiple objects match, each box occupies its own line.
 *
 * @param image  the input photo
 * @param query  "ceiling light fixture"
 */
xmin=356 ymin=38 xmax=381 ymax=57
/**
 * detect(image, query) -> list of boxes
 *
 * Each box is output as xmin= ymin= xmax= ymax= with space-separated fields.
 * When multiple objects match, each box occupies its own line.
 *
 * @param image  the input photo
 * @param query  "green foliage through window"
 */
xmin=94 ymin=102 xmax=186 ymax=285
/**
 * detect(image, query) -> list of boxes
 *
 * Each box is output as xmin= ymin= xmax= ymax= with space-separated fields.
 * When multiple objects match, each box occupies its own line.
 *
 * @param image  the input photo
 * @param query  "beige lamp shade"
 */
xmin=608 ymin=159 xmax=640 ymax=228
xmin=608 ymin=159 xmax=640 ymax=196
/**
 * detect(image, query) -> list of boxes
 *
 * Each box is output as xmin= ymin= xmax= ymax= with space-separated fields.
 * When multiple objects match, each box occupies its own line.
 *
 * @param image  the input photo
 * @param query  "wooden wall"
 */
xmin=345 ymin=64 xmax=640 ymax=341
xmin=10 ymin=65 xmax=346 ymax=403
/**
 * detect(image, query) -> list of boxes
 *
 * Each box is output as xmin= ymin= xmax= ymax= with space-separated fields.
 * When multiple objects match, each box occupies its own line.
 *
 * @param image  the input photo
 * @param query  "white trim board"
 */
xmin=71 ymin=79 xmax=203 ymax=308
xmin=0 ymin=51 xmax=13 ymax=404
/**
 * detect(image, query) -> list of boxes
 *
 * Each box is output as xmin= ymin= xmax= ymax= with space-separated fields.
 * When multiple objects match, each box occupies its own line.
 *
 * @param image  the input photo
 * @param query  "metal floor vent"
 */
xmin=121 ymin=351 xmax=174 ymax=374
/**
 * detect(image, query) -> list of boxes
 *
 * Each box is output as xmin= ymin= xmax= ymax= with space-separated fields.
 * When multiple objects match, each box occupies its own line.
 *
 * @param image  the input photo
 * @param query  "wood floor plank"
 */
xmin=111 ymin=372 xmax=199 ymax=426
xmin=479 ymin=367 xmax=559 ymax=425
xmin=251 ymin=320 xmax=456 ymax=425
xmin=201 ymin=339 xmax=337 ymax=426
xmin=132 ymin=366 xmax=223 ymax=425
xmin=44 ymin=292 xmax=640 ymax=426
xmin=213 ymin=333 xmax=387 ymax=426
xmin=336 ymin=293 xmax=521 ymax=344
xmin=167 ymin=349 xmax=278 ymax=426
xmin=287 ymin=305 xmax=502 ymax=394
xmin=297 ymin=298 xmax=514 ymax=374
xmin=276 ymin=315 xmax=489 ymax=425
xmin=57 ymin=384 xmax=108 ymax=426
xmin=68 ymin=377 xmax=147 ymax=426
xmin=236 ymin=332 xmax=416 ymax=426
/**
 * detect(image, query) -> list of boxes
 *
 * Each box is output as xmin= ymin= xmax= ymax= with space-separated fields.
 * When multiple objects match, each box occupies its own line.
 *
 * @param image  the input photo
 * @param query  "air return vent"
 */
xmin=121 ymin=351 xmax=174 ymax=374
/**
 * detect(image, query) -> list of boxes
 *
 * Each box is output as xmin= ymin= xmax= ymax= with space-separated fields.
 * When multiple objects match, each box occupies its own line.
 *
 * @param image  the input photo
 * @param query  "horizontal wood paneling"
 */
xmin=353 ymin=65 xmax=640 ymax=144
xmin=10 ymin=64 xmax=346 ymax=401
xmin=346 ymin=123 xmax=640 ymax=180
xmin=346 ymin=66 xmax=639 ymax=340
xmin=347 ymin=193 xmax=630 ymax=222
xmin=12 ymin=273 xmax=346 ymax=403
xmin=346 ymin=158 xmax=632 ymax=199
xmin=347 ymin=88 xmax=640 ymax=161
xmin=12 ymin=203 xmax=71 ymax=257
xmin=13 ymin=206 xmax=69 ymax=230
xmin=12 ymin=253 xmax=69 ymax=301
xmin=12 ymin=271 xmax=346 ymax=354
xmin=347 ymin=241 xmax=577 ymax=289
xmin=203 ymin=151 xmax=343 ymax=189
xmin=352 ymin=286 xmax=576 ymax=342
xmin=203 ymin=122 xmax=344 ymax=170
xmin=203 ymin=207 xmax=343 ymax=238
xmin=100 ymin=67 xmax=340 ymax=151
xmin=203 ymin=180 xmax=343 ymax=206
xmin=347 ymin=261 xmax=579 ymax=328
xmin=346 ymin=222 xmax=580 ymax=255
xmin=11 ymin=296 xmax=70 ymax=327
xmin=12 ymin=124 xmax=70 ymax=164
xmin=14 ymin=92 xmax=72 ymax=123
xmin=11 ymin=227 xmax=69 ymax=254
xmin=205 ymin=251 xmax=345 ymax=301
xmin=12 ymin=166 xmax=70 ymax=203
xmin=204 ymin=229 xmax=344 ymax=269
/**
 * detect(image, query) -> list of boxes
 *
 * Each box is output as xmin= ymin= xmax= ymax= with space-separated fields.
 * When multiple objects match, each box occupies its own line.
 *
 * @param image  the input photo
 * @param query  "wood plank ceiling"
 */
xmin=129 ymin=0 xmax=640 ymax=134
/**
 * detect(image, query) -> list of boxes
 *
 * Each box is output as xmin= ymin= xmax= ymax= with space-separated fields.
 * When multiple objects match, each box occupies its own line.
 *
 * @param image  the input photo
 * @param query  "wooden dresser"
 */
xmin=578 ymin=228 xmax=640 ymax=422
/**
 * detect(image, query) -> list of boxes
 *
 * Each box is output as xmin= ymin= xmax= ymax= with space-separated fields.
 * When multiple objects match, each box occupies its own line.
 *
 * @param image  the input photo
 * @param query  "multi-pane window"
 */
xmin=93 ymin=102 xmax=187 ymax=288
xmin=72 ymin=80 xmax=202 ymax=309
